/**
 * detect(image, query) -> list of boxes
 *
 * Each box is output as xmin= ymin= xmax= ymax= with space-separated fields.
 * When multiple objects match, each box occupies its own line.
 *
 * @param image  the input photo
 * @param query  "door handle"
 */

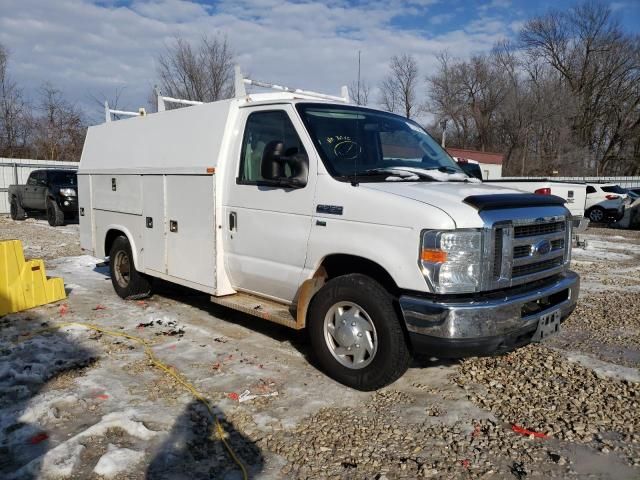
xmin=229 ymin=212 xmax=237 ymax=231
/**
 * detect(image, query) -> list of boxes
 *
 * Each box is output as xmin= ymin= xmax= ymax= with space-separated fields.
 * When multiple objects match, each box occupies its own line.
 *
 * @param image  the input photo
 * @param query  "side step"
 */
xmin=210 ymin=292 xmax=301 ymax=329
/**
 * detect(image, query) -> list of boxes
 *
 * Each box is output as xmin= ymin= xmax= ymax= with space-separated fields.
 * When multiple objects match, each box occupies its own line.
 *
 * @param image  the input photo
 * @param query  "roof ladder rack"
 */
xmin=104 ymin=101 xmax=146 ymax=123
xmin=154 ymin=87 xmax=204 ymax=112
xmin=234 ymin=65 xmax=349 ymax=103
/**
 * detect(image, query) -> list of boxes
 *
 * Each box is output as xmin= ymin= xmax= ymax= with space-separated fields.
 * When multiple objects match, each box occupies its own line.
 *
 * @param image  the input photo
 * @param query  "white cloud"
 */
xmin=0 ymin=0 xmax=514 ymax=124
xmin=429 ymin=13 xmax=454 ymax=25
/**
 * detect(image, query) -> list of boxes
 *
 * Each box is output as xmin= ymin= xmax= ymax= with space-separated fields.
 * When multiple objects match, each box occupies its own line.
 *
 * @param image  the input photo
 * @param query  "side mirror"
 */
xmin=261 ymin=140 xmax=308 ymax=189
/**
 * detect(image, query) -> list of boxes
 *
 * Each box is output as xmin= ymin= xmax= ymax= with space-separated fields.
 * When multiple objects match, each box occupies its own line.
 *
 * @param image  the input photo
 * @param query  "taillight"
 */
xmin=535 ymin=187 xmax=551 ymax=195
xmin=605 ymin=194 xmax=620 ymax=200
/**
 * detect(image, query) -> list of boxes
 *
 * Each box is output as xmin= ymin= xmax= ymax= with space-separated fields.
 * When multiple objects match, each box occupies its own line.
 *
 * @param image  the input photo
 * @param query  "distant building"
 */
xmin=447 ymin=148 xmax=503 ymax=180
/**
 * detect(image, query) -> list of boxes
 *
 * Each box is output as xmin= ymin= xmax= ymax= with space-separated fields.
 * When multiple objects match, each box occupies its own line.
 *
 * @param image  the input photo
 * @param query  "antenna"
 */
xmin=357 ymin=50 xmax=361 ymax=105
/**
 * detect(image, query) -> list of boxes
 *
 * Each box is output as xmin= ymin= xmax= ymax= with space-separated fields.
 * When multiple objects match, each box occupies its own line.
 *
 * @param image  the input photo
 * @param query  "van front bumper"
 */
xmin=399 ymin=271 xmax=579 ymax=358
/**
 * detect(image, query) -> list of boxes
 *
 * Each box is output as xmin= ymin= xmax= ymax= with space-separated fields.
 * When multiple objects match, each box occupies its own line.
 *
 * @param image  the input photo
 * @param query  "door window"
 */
xmin=238 ymin=110 xmax=306 ymax=184
xmin=586 ymin=186 xmax=597 ymax=194
xmin=27 ymin=173 xmax=39 ymax=186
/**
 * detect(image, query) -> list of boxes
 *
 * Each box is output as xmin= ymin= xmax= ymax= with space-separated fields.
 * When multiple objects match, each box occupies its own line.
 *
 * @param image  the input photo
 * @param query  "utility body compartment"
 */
xmin=78 ymin=99 xmax=230 ymax=294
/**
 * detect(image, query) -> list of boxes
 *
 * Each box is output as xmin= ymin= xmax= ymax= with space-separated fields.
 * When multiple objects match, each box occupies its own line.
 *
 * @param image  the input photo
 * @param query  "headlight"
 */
xmin=59 ymin=188 xmax=76 ymax=196
xmin=420 ymin=229 xmax=483 ymax=293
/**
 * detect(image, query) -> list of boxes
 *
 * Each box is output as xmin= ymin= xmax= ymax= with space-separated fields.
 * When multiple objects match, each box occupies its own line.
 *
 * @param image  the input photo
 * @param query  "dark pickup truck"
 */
xmin=8 ymin=169 xmax=78 ymax=226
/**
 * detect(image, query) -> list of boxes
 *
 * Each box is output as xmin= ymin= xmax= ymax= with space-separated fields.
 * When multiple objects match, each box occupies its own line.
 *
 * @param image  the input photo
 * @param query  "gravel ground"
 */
xmin=0 ymin=216 xmax=81 ymax=264
xmin=456 ymin=345 xmax=640 ymax=464
xmin=0 ymin=219 xmax=639 ymax=479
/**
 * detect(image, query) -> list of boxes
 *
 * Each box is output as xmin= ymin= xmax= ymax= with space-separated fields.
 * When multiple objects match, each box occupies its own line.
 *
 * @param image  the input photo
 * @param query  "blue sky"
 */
xmin=1 ymin=0 xmax=638 ymax=124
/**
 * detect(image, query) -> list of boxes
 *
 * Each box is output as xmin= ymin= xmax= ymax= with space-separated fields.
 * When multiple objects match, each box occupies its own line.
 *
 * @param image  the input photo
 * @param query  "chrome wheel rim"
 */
xmin=590 ymin=209 xmax=604 ymax=222
xmin=113 ymin=250 xmax=131 ymax=288
xmin=323 ymin=301 xmax=378 ymax=370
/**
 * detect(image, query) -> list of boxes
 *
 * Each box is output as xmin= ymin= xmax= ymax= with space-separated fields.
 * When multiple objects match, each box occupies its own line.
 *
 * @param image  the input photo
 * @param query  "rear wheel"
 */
xmin=308 ymin=274 xmax=410 ymax=391
xmin=588 ymin=206 xmax=605 ymax=223
xmin=109 ymin=236 xmax=152 ymax=299
xmin=46 ymin=199 xmax=65 ymax=226
xmin=10 ymin=197 xmax=25 ymax=221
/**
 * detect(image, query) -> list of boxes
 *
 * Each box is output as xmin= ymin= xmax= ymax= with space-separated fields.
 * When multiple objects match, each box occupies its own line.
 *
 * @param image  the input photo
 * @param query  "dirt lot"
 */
xmin=1 ymin=217 xmax=639 ymax=479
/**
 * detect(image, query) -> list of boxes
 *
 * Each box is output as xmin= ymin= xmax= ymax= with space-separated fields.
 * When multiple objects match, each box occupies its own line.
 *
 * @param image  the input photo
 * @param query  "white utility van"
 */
xmin=78 ymin=70 xmax=579 ymax=390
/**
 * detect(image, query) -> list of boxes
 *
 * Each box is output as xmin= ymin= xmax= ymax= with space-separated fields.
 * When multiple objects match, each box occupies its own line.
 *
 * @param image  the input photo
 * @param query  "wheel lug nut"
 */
xmin=356 ymin=344 xmax=360 ymax=348
xmin=357 ymin=332 xmax=363 ymax=337
xmin=351 ymin=322 xmax=356 ymax=326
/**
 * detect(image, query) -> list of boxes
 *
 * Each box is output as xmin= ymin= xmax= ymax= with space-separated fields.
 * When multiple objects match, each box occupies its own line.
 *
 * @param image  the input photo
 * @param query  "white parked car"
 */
xmin=77 ymin=69 xmax=579 ymax=390
xmin=585 ymin=184 xmax=626 ymax=223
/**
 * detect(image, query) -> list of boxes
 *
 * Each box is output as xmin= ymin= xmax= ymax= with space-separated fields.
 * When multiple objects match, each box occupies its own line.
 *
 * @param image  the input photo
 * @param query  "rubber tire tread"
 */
xmin=308 ymin=274 xmax=411 ymax=391
xmin=109 ymin=236 xmax=152 ymax=300
xmin=10 ymin=197 xmax=26 ymax=221
xmin=47 ymin=199 xmax=65 ymax=227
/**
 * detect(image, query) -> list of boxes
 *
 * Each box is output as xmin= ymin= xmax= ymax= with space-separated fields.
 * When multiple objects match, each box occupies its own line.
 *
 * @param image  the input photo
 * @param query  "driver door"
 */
xmin=223 ymin=105 xmax=317 ymax=303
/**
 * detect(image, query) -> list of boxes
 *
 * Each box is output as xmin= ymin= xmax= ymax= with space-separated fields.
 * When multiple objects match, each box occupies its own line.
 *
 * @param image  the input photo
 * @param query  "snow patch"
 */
xmin=19 ymin=393 xmax=79 ymax=424
xmin=558 ymin=350 xmax=640 ymax=383
xmin=93 ymin=444 xmax=144 ymax=478
xmin=9 ymin=410 xmax=158 ymax=479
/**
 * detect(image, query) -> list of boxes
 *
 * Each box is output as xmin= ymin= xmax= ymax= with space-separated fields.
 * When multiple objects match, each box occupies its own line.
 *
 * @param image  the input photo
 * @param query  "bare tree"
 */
xmin=156 ymin=35 xmax=235 ymax=105
xmin=348 ymin=79 xmax=370 ymax=106
xmin=0 ymin=43 xmax=31 ymax=158
xmin=424 ymin=1 xmax=640 ymax=176
xmin=32 ymin=83 xmax=86 ymax=161
xmin=521 ymin=1 xmax=640 ymax=174
xmin=427 ymin=52 xmax=474 ymax=148
xmin=379 ymin=54 xmax=421 ymax=118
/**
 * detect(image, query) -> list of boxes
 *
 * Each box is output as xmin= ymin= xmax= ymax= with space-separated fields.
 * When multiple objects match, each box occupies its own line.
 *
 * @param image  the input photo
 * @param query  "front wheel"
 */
xmin=308 ymin=274 xmax=410 ymax=391
xmin=46 ymin=199 xmax=65 ymax=226
xmin=109 ymin=236 xmax=152 ymax=300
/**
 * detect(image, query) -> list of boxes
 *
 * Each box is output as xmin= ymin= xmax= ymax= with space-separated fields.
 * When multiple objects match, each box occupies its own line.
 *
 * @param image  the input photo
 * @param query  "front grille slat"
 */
xmin=514 ymin=221 xmax=564 ymax=238
xmin=512 ymin=257 xmax=564 ymax=278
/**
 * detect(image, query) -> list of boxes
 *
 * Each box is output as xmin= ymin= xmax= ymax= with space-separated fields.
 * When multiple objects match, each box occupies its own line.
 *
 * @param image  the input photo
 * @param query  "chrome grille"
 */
xmin=481 ymin=212 xmax=571 ymax=291
xmin=509 ymin=218 xmax=568 ymax=284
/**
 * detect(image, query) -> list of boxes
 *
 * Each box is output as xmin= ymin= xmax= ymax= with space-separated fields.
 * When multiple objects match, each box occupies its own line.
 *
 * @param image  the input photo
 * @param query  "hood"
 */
xmin=360 ymin=181 xmax=527 ymax=228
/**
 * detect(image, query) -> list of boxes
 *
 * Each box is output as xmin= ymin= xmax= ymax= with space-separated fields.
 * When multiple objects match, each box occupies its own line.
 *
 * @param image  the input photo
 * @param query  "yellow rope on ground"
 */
xmin=21 ymin=321 xmax=249 ymax=480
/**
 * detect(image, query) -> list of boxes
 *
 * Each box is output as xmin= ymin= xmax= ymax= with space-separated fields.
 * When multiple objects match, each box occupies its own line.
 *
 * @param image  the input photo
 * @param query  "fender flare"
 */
xmin=104 ymin=225 xmax=140 ymax=270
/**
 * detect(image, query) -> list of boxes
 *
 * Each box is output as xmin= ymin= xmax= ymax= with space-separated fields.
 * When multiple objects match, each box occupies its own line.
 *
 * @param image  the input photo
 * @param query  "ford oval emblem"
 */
xmin=531 ymin=239 xmax=552 ymax=256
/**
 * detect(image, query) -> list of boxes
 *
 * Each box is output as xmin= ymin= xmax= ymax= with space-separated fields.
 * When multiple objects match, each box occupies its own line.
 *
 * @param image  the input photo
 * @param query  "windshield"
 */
xmin=49 ymin=171 xmax=77 ymax=185
xmin=296 ymin=103 xmax=466 ymax=182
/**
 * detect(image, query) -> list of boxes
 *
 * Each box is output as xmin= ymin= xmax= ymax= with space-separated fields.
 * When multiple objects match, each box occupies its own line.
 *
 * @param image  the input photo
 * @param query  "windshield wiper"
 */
xmin=356 ymin=167 xmax=434 ymax=181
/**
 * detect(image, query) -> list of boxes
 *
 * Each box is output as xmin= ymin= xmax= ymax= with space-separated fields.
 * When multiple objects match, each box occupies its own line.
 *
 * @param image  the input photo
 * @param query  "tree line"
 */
xmin=0 ymin=1 xmax=637 ymax=176
xmin=378 ymin=2 xmax=640 ymax=176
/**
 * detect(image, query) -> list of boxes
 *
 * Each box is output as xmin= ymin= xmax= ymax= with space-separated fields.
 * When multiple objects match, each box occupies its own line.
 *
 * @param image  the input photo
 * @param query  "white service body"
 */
xmin=78 ymin=90 xmax=580 ymax=390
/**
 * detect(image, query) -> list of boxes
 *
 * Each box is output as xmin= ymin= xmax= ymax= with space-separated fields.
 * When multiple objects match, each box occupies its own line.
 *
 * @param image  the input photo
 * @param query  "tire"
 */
xmin=10 ymin=197 xmax=26 ymax=221
xmin=307 ymin=274 xmax=411 ymax=391
xmin=109 ymin=236 xmax=152 ymax=300
xmin=588 ymin=206 xmax=605 ymax=223
xmin=46 ymin=199 xmax=65 ymax=227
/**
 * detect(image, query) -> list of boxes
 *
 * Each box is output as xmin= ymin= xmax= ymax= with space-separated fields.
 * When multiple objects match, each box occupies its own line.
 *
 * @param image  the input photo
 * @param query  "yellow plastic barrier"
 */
xmin=0 ymin=239 xmax=66 ymax=316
